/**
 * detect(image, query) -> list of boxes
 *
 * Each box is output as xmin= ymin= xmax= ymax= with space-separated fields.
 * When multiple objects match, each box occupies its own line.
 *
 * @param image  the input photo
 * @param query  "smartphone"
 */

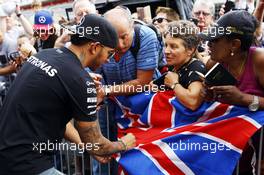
xmin=189 ymin=18 xmax=199 ymax=26
xmin=9 ymin=51 xmax=21 ymax=61
xmin=224 ymin=0 xmax=235 ymax=14
xmin=153 ymin=73 xmax=167 ymax=87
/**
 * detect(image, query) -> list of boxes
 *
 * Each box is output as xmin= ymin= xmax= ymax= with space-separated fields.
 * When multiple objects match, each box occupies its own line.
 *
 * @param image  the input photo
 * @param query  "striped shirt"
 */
xmin=101 ymin=25 xmax=161 ymax=85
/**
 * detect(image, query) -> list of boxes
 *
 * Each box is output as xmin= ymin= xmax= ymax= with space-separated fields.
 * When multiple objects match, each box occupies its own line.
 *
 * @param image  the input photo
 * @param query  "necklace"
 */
xmin=228 ymin=57 xmax=247 ymax=79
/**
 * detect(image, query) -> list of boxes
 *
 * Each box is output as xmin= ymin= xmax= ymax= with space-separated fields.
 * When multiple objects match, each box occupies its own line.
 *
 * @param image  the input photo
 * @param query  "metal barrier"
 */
xmin=53 ymin=104 xmax=112 ymax=175
xmin=54 ymin=103 xmax=264 ymax=175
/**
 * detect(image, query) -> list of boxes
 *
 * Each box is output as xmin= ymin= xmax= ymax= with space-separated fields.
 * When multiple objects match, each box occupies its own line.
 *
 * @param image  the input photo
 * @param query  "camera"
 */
xmin=189 ymin=18 xmax=199 ymax=26
xmin=9 ymin=51 xmax=21 ymax=61
xmin=224 ymin=0 xmax=235 ymax=14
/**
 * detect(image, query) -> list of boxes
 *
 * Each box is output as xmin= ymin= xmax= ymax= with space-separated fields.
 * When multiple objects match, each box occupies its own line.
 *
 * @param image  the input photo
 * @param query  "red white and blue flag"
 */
xmin=112 ymin=91 xmax=264 ymax=175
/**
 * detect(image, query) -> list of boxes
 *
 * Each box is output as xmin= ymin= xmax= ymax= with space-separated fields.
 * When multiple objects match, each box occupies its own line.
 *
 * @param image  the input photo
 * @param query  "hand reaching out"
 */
xmin=119 ymin=133 xmax=136 ymax=151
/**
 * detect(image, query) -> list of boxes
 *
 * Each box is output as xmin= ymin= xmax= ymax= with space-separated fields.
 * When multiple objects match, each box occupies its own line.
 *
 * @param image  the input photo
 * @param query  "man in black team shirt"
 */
xmin=0 ymin=14 xmax=135 ymax=175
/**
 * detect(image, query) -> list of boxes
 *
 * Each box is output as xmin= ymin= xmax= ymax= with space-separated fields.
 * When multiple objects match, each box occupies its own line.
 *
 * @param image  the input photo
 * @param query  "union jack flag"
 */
xmin=112 ymin=91 xmax=264 ymax=175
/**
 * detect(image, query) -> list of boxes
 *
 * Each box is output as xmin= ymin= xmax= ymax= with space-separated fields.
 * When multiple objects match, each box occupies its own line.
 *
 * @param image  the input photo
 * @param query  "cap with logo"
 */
xmin=73 ymin=14 xmax=118 ymax=49
xmin=201 ymin=10 xmax=258 ymax=41
xmin=33 ymin=10 xmax=53 ymax=30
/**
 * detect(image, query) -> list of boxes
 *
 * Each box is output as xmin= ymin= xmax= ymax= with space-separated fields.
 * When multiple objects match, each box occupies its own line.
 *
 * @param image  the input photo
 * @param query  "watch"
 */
xmin=248 ymin=95 xmax=259 ymax=112
xmin=104 ymin=87 xmax=111 ymax=97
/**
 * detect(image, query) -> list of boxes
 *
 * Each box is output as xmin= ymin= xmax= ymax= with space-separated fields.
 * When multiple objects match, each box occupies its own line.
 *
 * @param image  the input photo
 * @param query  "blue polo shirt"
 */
xmin=101 ymin=25 xmax=161 ymax=85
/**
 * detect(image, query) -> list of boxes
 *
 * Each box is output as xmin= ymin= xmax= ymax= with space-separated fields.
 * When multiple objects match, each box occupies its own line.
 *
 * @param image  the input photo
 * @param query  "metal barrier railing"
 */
xmin=257 ymin=128 xmax=263 ymax=175
xmin=54 ymin=103 xmax=264 ymax=175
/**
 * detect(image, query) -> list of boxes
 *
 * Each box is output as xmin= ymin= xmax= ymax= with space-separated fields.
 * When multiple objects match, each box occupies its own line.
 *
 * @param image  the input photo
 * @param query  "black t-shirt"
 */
xmin=0 ymin=47 xmax=97 ymax=174
xmin=177 ymin=58 xmax=207 ymax=88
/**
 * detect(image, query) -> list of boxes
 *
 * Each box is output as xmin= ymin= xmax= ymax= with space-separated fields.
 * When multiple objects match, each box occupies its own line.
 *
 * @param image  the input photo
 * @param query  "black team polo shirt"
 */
xmin=0 ymin=47 xmax=97 ymax=174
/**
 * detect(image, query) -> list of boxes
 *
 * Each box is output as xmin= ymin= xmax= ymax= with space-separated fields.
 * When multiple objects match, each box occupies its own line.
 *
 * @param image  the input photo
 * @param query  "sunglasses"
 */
xmin=107 ymin=51 xmax=115 ymax=59
xmin=194 ymin=11 xmax=210 ymax=17
xmin=152 ymin=17 xmax=169 ymax=24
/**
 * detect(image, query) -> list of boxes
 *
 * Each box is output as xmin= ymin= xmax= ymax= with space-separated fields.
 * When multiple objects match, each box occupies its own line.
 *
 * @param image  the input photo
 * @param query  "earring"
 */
xmin=231 ymin=51 xmax=234 ymax=56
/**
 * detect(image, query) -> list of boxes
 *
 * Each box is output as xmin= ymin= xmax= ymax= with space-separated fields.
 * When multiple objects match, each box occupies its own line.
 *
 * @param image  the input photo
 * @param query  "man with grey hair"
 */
xmin=192 ymin=0 xmax=215 ymax=32
xmin=54 ymin=0 xmax=97 ymax=48
xmin=93 ymin=6 xmax=162 ymax=175
xmin=192 ymin=0 xmax=215 ymax=64
xmin=72 ymin=0 xmax=97 ymax=23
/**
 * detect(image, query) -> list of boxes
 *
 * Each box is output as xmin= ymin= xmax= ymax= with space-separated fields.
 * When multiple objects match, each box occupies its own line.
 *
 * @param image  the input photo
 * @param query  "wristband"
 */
xmin=118 ymin=139 xmax=127 ymax=152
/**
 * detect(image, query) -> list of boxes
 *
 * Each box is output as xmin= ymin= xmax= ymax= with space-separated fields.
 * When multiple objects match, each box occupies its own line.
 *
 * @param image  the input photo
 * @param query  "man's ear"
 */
xmin=88 ymin=42 xmax=101 ymax=55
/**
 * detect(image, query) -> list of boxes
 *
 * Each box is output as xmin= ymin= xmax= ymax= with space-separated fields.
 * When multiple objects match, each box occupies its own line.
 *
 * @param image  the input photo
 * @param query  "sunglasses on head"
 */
xmin=152 ymin=17 xmax=168 ymax=24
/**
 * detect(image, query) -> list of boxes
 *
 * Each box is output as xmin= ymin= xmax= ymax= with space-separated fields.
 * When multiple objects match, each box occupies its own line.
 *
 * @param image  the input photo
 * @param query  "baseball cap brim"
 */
xmin=33 ymin=24 xmax=53 ymax=30
xmin=199 ymin=25 xmax=229 ymax=41
xmin=200 ymin=17 xmax=251 ymax=42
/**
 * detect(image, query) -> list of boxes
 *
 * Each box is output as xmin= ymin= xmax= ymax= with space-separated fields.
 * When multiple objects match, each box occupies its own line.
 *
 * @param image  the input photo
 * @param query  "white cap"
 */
xmin=0 ymin=5 xmax=7 ymax=17
xmin=2 ymin=2 xmax=16 ymax=16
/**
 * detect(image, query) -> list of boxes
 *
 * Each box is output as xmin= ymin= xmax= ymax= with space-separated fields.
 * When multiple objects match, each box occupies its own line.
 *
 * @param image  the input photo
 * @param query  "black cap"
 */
xmin=74 ymin=14 xmax=118 ymax=48
xmin=202 ymin=10 xmax=258 ymax=41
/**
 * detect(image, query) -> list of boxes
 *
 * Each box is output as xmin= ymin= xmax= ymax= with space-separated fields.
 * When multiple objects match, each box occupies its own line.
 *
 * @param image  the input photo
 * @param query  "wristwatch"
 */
xmin=104 ymin=86 xmax=111 ymax=97
xmin=248 ymin=95 xmax=259 ymax=112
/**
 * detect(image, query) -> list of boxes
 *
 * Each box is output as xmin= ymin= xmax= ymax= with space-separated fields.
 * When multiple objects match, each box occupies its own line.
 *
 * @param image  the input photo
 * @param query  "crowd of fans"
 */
xmin=0 ymin=0 xmax=264 ymax=174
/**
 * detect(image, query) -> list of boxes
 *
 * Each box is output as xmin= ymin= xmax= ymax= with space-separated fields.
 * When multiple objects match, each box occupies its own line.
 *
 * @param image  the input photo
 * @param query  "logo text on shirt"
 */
xmin=27 ymin=56 xmax=58 ymax=77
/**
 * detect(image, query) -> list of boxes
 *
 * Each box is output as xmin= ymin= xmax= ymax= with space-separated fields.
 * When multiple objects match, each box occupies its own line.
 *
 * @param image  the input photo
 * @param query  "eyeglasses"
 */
xmin=194 ymin=11 xmax=210 ymax=17
xmin=107 ymin=51 xmax=115 ymax=59
xmin=100 ymin=44 xmax=115 ymax=59
xmin=152 ymin=17 xmax=169 ymax=24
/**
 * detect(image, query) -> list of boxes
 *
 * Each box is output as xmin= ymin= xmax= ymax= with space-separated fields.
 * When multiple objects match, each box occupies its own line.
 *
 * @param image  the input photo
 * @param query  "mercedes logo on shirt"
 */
xmin=38 ymin=16 xmax=46 ymax=24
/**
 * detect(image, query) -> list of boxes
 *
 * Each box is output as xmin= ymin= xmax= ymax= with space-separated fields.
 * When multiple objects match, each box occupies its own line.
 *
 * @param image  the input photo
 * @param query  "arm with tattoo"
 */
xmin=76 ymin=119 xmax=135 ymax=156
